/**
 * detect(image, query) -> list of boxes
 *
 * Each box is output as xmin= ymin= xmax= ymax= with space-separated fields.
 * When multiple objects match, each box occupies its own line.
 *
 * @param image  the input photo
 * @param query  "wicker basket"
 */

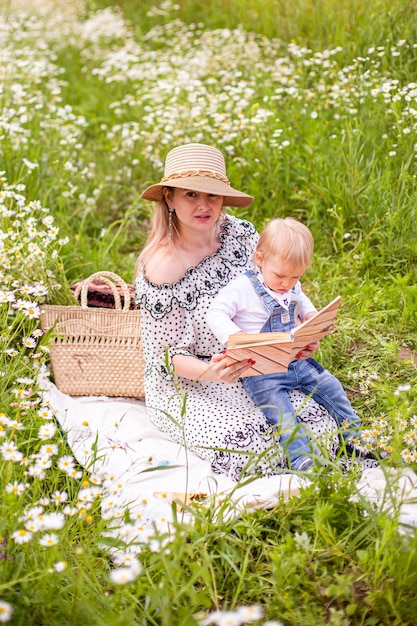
xmin=40 ymin=271 xmax=145 ymax=398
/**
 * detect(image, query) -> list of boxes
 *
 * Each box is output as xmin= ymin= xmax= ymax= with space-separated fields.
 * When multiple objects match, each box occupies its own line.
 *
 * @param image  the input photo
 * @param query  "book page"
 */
xmin=226 ymin=296 xmax=341 ymax=376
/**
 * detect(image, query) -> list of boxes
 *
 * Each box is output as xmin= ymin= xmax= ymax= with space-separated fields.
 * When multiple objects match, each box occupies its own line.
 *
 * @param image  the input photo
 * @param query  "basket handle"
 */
xmin=73 ymin=271 xmax=132 ymax=311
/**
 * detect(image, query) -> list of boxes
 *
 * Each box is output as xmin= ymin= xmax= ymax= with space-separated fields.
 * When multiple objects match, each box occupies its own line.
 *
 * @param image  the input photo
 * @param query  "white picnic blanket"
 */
xmin=40 ymin=371 xmax=417 ymax=548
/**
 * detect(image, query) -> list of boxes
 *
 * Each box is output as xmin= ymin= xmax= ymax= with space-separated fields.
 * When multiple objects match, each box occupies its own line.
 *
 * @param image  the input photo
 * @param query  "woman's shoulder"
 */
xmin=219 ymin=215 xmax=259 ymax=265
xmin=141 ymin=247 xmax=183 ymax=286
xmin=135 ymin=250 xmax=179 ymax=318
xmin=223 ymin=214 xmax=257 ymax=238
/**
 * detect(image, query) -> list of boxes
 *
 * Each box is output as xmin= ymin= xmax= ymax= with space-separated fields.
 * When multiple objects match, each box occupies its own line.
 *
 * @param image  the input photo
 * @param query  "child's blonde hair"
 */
xmin=255 ymin=217 xmax=314 ymax=268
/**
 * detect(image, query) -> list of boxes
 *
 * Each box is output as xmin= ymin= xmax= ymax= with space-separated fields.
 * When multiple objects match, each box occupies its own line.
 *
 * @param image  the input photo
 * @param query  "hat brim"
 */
xmin=141 ymin=176 xmax=254 ymax=209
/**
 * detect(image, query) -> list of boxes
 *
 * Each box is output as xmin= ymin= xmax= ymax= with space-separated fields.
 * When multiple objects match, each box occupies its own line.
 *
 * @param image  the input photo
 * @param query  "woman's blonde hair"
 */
xmin=255 ymin=217 xmax=314 ymax=268
xmin=135 ymin=191 xmax=176 ymax=274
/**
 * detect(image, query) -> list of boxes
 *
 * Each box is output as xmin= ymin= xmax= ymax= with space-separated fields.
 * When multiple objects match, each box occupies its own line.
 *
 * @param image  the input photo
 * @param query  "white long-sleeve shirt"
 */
xmin=206 ymin=272 xmax=317 ymax=346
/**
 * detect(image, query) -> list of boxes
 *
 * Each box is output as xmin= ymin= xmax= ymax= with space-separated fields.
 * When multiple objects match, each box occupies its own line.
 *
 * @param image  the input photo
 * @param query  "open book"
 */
xmin=226 ymin=295 xmax=341 ymax=376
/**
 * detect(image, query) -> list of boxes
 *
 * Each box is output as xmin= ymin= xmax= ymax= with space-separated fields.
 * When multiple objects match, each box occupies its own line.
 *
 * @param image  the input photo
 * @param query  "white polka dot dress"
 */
xmin=136 ymin=216 xmax=341 ymax=481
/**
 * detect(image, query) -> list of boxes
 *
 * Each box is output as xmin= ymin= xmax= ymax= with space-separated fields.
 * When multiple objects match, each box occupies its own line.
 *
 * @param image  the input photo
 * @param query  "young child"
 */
xmin=207 ymin=217 xmax=365 ymax=472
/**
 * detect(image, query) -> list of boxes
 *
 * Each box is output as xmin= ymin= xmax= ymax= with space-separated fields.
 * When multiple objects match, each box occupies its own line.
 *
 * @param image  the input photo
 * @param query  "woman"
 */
xmin=135 ymin=143 xmax=338 ymax=481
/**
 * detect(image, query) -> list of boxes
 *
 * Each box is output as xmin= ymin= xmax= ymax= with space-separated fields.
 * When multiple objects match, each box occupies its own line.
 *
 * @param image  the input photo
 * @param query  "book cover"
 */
xmin=226 ymin=295 xmax=341 ymax=376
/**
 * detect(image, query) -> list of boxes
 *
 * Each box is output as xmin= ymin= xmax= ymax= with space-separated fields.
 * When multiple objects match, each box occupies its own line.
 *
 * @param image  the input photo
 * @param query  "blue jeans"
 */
xmin=242 ymin=358 xmax=361 ymax=470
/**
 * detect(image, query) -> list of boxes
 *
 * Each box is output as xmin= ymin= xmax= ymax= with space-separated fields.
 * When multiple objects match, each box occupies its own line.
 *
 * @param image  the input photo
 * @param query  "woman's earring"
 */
xmin=214 ymin=218 xmax=220 ymax=237
xmin=168 ymin=207 xmax=174 ymax=240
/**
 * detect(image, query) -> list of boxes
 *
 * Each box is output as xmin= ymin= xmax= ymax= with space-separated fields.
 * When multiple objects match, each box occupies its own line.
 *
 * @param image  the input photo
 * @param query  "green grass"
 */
xmin=1 ymin=0 xmax=417 ymax=624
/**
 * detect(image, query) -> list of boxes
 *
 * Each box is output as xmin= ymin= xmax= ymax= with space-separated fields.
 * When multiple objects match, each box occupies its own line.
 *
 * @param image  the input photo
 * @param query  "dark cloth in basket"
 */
xmin=71 ymin=280 xmax=137 ymax=310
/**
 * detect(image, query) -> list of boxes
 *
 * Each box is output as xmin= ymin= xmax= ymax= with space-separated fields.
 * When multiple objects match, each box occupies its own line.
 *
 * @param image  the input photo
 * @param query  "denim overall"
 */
xmin=241 ymin=270 xmax=361 ymax=470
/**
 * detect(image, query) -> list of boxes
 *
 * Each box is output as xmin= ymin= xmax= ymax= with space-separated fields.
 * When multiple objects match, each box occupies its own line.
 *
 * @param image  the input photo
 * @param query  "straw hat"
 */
xmin=141 ymin=143 xmax=254 ymax=208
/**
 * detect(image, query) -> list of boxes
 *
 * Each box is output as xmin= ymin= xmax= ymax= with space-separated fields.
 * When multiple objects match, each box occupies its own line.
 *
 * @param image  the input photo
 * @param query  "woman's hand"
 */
xmin=295 ymin=341 xmax=320 ymax=360
xmin=172 ymin=352 xmax=255 ymax=384
xmin=208 ymin=352 xmax=255 ymax=384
